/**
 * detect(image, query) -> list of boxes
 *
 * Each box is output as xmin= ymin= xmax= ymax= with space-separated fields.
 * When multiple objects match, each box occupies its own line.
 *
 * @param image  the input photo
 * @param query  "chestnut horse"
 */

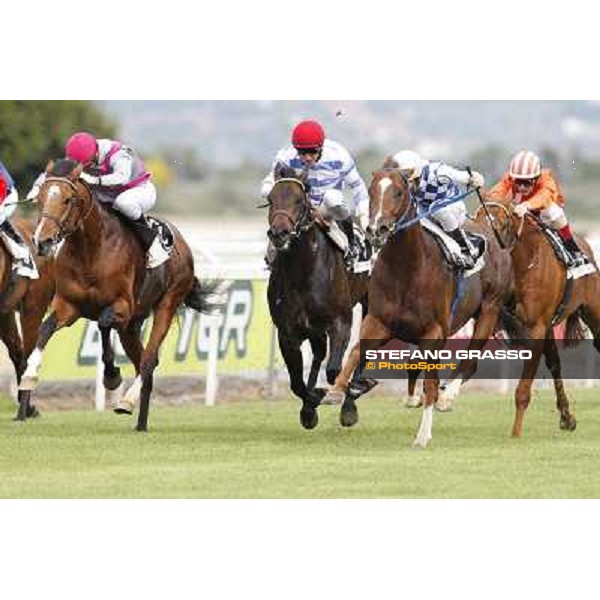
xmin=0 ymin=217 xmax=55 ymax=420
xmin=479 ymin=199 xmax=600 ymax=437
xmin=329 ymin=167 xmax=513 ymax=447
xmin=266 ymin=164 xmax=370 ymax=429
xmin=17 ymin=159 xmax=213 ymax=431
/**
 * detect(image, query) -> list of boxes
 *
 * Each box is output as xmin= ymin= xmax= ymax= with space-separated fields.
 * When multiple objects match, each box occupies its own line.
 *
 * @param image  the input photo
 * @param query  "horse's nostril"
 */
xmin=378 ymin=224 xmax=389 ymax=236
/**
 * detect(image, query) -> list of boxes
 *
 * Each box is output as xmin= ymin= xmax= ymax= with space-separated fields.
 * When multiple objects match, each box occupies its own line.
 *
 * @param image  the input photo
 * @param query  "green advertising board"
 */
xmin=39 ymin=280 xmax=277 ymax=380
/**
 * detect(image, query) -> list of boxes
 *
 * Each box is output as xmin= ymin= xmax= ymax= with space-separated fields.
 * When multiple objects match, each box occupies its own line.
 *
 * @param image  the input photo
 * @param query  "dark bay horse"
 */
xmin=329 ymin=167 xmax=513 ymax=447
xmin=0 ymin=218 xmax=56 ymax=420
xmin=266 ymin=164 xmax=369 ymax=429
xmin=480 ymin=198 xmax=600 ymax=437
xmin=17 ymin=159 xmax=213 ymax=431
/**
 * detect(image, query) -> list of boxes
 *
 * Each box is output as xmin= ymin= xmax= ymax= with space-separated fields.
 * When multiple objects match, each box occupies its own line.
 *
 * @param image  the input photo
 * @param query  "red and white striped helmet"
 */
xmin=509 ymin=150 xmax=541 ymax=180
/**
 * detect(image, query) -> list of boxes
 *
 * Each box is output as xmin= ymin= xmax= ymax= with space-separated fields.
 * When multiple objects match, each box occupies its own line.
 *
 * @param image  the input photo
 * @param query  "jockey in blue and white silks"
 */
xmin=261 ymin=120 xmax=369 ymax=267
xmin=392 ymin=150 xmax=485 ymax=269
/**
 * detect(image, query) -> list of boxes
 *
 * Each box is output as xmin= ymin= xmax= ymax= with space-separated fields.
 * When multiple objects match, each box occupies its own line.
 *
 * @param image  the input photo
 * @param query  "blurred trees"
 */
xmin=0 ymin=101 xmax=117 ymax=190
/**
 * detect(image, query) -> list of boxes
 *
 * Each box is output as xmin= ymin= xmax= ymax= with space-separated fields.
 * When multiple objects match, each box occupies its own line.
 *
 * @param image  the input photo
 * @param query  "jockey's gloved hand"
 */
xmin=514 ymin=202 xmax=530 ymax=218
xmin=80 ymin=172 xmax=99 ymax=185
xmin=468 ymin=171 xmax=485 ymax=188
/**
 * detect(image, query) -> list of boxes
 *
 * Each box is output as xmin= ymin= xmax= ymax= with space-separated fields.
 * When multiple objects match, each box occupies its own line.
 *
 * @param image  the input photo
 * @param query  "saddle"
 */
xmin=316 ymin=219 xmax=373 ymax=274
xmin=421 ymin=218 xmax=486 ymax=277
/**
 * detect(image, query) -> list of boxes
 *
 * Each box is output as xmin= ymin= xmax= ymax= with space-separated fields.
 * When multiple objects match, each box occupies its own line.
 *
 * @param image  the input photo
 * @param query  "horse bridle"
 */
xmin=40 ymin=177 xmax=94 ymax=242
xmin=473 ymin=201 xmax=523 ymax=251
xmin=267 ymin=177 xmax=315 ymax=247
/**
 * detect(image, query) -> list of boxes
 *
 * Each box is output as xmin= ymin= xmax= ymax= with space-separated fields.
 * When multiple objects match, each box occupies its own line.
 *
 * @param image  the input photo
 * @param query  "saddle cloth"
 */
xmin=321 ymin=221 xmax=372 ymax=274
xmin=147 ymin=216 xmax=175 ymax=255
xmin=421 ymin=218 xmax=486 ymax=278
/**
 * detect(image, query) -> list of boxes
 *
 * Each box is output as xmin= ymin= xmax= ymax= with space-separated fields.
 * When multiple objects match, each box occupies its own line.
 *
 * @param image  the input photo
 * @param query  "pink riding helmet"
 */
xmin=65 ymin=132 xmax=98 ymax=163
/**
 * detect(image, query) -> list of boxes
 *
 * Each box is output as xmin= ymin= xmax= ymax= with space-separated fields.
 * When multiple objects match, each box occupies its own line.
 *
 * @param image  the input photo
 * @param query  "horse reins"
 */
xmin=267 ymin=178 xmax=316 ymax=242
xmin=41 ymin=177 xmax=95 ymax=241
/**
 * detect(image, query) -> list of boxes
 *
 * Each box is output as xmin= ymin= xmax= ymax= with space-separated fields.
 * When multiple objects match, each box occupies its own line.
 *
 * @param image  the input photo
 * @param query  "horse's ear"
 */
xmin=71 ymin=163 xmax=84 ymax=181
xmin=45 ymin=160 xmax=55 ymax=174
xmin=273 ymin=161 xmax=286 ymax=181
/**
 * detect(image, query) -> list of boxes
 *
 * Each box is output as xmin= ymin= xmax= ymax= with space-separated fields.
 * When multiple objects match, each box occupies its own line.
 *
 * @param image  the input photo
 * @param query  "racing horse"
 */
xmin=328 ymin=165 xmax=513 ymax=447
xmin=16 ymin=159 xmax=214 ymax=431
xmin=478 ymin=197 xmax=600 ymax=437
xmin=0 ymin=217 xmax=56 ymax=420
xmin=266 ymin=163 xmax=370 ymax=429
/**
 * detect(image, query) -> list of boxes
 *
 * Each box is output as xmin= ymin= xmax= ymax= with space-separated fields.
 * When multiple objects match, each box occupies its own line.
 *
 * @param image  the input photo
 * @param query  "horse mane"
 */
xmin=48 ymin=158 xmax=80 ymax=177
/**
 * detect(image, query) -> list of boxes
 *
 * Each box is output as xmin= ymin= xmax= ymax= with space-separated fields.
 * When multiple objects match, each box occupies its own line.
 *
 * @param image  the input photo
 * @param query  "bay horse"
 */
xmin=478 ymin=197 xmax=600 ymax=437
xmin=328 ymin=166 xmax=513 ymax=447
xmin=0 ymin=217 xmax=56 ymax=420
xmin=17 ymin=159 xmax=213 ymax=431
xmin=266 ymin=164 xmax=369 ymax=429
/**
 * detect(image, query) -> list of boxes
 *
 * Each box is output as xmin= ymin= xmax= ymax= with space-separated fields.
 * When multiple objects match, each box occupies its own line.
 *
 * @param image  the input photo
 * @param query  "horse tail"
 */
xmin=184 ymin=277 xmax=228 ymax=314
xmin=564 ymin=311 xmax=587 ymax=348
xmin=499 ymin=306 xmax=526 ymax=344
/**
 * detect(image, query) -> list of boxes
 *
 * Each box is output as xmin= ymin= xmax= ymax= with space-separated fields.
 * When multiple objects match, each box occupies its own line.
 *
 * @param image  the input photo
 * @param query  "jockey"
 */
xmin=488 ymin=150 xmax=586 ymax=268
xmin=260 ymin=119 xmax=369 ymax=268
xmin=27 ymin=132 xmax=169 ymax=269
xmin=392 ymin=150 xmax=484 ymax=270
xmin=0 ymin=160 xmax=39 ymax=280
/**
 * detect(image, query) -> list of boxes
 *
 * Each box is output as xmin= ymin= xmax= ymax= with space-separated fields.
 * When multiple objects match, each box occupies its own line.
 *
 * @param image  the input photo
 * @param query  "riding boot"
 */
xmin=563 ymin=236 xmax=588 ymax=267
xmin=447 ymin=228 xmax=476 ymax=270
xmin=339 ymin=218 xmax=356 ymax=270
xmin=129 ymin=216 xmax=169 ymax=269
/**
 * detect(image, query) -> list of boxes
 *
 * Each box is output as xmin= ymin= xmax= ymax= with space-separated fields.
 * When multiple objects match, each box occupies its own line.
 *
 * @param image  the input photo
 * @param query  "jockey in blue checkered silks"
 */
xmin=261 ymin=120 xmax=369 ymax=269
xmin=391 ymin=150 xmax=485 ymax=270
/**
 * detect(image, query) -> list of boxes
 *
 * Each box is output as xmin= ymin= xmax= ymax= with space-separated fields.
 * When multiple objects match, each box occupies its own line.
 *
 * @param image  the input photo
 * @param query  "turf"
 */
xmin=1 ymin=389 xmax=599 ymax=498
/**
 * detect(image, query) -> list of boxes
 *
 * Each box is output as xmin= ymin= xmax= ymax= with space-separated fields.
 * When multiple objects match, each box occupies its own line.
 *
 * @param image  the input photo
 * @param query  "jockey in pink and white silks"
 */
xmin=261 ymin=120 xmax=370 ymax=268
xmin=28 ymin=132 xmax=169 ymax=269
xmin=391 ymin=150 xmax=485 ymax=270
xmin=0 ymin=160 xmax=39 ymax=280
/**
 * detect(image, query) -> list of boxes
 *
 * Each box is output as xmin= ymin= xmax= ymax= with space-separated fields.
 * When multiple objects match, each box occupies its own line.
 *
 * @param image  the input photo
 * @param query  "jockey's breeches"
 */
xmin=112 ymin=181 xmax=157 ymax=221
xmin=537 ymin=202 xmax=568 ymax=229
xmin=430 ymin=200 xmax=467 ymax=232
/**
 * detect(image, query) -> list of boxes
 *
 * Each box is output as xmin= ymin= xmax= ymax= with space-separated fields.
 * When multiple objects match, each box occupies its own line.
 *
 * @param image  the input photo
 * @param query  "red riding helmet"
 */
xmin=292 ymin=120 xmax=325 ymax=149
xmin=65 ymin=132 xmax=98 ymax=163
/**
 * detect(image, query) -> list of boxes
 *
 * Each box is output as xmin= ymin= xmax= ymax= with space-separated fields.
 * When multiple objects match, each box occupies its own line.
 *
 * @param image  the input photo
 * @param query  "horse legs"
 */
xmin=543 ymin=330 xmax=576 ymax=431
xmin=511 ymin=326 xmax=546 ymax=438
xmin=278 ymin=330 xmax=320 ymax=430
xmin=115 ymin=319 xmax=145 ymax=415
xmin=307 ymin=333 xmax=327 ymax=390
xmin=405 ymin=370 xmax=423 ymax=408
xmin=16 ymin=301 xmax=79 ymax=421
xmin=334 ymin=315 xmax=392 ymax=427
xmin=438 ymin=304 xmax=503 ymax=412
xmin=325 ymin=313 xmax=352 ymax=385
xmin=413 ymin=328 xmax=445 ymax=449
xmin=135 ymin=301 xmax=181 ymax=432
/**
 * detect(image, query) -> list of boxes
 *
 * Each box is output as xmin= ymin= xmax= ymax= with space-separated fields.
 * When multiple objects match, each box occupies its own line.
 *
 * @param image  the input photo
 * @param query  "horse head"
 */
xmin=34 ymin=159 xmax=92 ymax=256
xmin=367 ymin=163 xmax=412 ymax=249
xmin=474 ymin=193 xmax=521 ymax=251
xmin=266 ymin=163 xmax=312 ymax=252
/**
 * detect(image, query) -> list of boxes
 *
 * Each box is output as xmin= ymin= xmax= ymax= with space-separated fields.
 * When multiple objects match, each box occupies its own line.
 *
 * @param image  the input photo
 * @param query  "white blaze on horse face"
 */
xmin=34 ymin=184 xmax=62 ymax=246
xmin=374 ymin=177 xmax=392 ymax=226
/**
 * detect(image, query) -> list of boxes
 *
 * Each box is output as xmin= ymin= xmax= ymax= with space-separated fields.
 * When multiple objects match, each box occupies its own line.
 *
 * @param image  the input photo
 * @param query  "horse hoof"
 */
xmin=134 ymin=424 xmax=148 ymax=432
xmin=26 ymin=405 xmax=40 ymax=419
xmin=114 ymin=396 xmax=134 ymax=415
xmin=349 ymin=378 xmax=378 ymax=398
xmin=405 ymin=395 xmax=422 ymax=409
xmin=340 ymin=403 xmax=359 ymax=427
xmin=300 ymin=407 xmax=319 ymax=430
xmin=435 ymin=399 xmax=454 ymax=413
xmin=307 ymin=388 xmax=326 ymax=408
xmin=560 ymin=415 xmax=577 ymax=431
xmin=322 ymin=390 xmax=344 ymax=406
